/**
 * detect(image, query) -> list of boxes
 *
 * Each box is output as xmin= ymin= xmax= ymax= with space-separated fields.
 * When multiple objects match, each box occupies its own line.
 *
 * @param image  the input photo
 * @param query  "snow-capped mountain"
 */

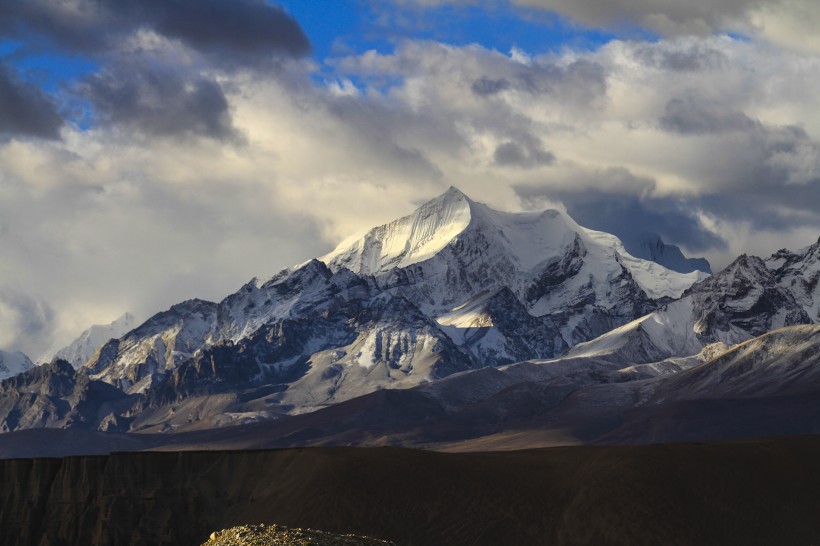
xmin=767 ymin=237 xmax=820 ymax=322
xmin=625 ymin=233 xmax=712 ymax=275
xmin=0 ymin=350 xmax=34 ymax=381
xmin=39 ymin=312 xmax=137 ymax=369
xmin=250 ymin=324 xmax=820 ymax=449
xmin=86 ymin=261 xmax=474 ymax=413
xmin=324 ymin=187 xmax=706 ymax=345
xmin=86 ymin=299 xmax=218 ymax=393
xmin=568 ymin=248 xmax=817 ymax=365
xmin=76 ymin=187 xmax=705 ymax=419
xmin=0 ymin=187 xmax=816 ymax=444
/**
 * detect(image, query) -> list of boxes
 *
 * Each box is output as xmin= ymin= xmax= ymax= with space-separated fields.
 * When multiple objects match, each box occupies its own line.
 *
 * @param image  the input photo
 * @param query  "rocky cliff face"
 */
xmin=767 ymin=237 xmax=820 ymax=322
xmin=0 ymin=360 xmax=138 ymax=433
xmin=686 ymin=254 xmax=810 ymax=345
xmin=568 ymin=252 xmax=816 ymax=365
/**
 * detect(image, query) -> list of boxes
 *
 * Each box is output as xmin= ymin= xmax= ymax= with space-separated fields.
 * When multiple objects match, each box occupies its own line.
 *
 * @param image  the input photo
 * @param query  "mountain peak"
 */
xmin=442 ymin=185 xmax=469 ymax=200
xmin=38 ymin=312 xmax=139 ymax=369
xmin=0 ymin=350 xmax=34 ymax=381
xmin=623 ymin=232 xmax=712 ymax=274
xmin=322 ymin=187 xmax=474 ymax=275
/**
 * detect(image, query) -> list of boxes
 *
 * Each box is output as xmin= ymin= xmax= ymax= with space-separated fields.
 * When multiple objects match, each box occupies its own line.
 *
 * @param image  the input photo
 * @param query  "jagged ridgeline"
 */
xmin=0 ymin=188 xmax=817 ymax=438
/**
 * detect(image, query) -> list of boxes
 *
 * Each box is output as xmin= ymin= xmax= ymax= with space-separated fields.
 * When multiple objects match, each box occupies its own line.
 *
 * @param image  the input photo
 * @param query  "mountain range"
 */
xmin=0 ymin=187 xmax=817 ymax=453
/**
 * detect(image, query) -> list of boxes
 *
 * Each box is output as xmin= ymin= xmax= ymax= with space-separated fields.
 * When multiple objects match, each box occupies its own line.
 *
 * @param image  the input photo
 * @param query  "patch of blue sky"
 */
xmin=0 ymin=40 xmax=23 ymax=57
xmin=275 ymin=1 xmax=621 ymax=94
xmin=12 ymin=53 xmax=98 ymax=92
xmin=275 ymin=1 xmax=620 ymax=62
xmin=723 ymin=31 xmax=752 ymax=43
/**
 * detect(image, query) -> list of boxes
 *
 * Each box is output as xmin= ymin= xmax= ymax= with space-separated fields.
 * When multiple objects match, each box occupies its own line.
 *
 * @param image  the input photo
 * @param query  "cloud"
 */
xmin=0 ymin=289 xmax=56 ymax=357
xmin=518 ymin=180 xmax=728 ymax=253
xmin=659 ymin=97 xmax=759 ymax=134
xmin=0 ymin=63 xmax=64 ymax=139
xmin=654 ymin=95 xmax=820 ymax=188
xmin=494 ymin=134 xmax=556 ymax=168
xmin=632 ymin=42 xmax=730 ymax=72
xmin=0 ymin=0 xmax=310 ymax=64
xmin=392 ymin=0 xmax=820 ymax=55
xmin=0 ymin=1 xmax=310 ymax=141
xmin=82 ymin=63 xmax=238 ymax=140
xmin=143 ymin=0 xmax=311 ymax=62
xmin=471 ymin=77 xmax=511 ymax=96
xmin=511 ymin=0 xmax=763 ymax=35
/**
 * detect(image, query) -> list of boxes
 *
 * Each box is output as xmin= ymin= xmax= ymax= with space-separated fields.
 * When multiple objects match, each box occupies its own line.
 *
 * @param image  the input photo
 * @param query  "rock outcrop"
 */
xmin=202 ymin=524 xmax=396 ymax=546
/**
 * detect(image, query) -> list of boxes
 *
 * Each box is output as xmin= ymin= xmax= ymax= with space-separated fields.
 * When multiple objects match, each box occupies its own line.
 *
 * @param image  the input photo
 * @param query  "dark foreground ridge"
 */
xmin=4 ymin=437 xmax=820 ymax=545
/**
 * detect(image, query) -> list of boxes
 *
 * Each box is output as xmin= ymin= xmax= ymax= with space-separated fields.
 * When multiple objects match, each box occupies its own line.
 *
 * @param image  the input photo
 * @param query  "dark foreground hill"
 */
xmin=4 ymin=437 xmax=820 ymax=546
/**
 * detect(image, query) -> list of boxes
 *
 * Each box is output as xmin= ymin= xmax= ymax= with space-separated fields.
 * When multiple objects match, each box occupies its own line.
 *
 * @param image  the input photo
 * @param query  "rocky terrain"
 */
xmin=1 ymin=324 xmax=819 ymax=454
xmin=202 ymin=524 xmax=395 ymax=546
xmin=0 ymin=189 xmax=816 ymax=458
xmin=0 ymin=188 xmax=718 ymax=434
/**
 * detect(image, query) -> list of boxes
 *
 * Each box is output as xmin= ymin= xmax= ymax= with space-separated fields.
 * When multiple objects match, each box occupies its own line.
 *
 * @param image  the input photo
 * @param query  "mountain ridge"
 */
xmin=0 ymin=187 xmax=816 ymax=446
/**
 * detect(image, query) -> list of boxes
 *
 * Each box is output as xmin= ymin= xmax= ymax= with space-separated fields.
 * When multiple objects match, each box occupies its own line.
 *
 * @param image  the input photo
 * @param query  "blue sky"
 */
xmin=275 ymin=1 xmax=620 ymax=60
xmin=1 ymin=1 xmax=624 ymax=105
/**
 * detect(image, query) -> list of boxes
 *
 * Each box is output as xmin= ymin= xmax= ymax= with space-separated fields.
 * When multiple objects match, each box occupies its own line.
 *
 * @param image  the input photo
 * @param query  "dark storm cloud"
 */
xmin=494 ymin=134 xmax=555 ymax=168
xmin=82 ymin=65 xmax=237 ymax=139
xmin=657 ymin=95 xmax=820 ymax=190
xmin=660 ymin=97 xmax=759 ymax=135
xmin=0 ymin=0 xmax=310 ymax=138
xmin=513 ymin=60 xmax=607 ymax=103
xmin=0 ymin=63 xmax=63 ymax=139
xmin=698 ymin=182 xmax=820 ymax=232
xmin=559 ymin=192 xmax=728 ymax=253
xmin=633 ymin=43 xmax=728 ymax=72
xmin=471 ymin=77 xmax=511 ymax=96
xmin=0 ymin=0 xmax=310 ymax=64
xmin=142 ymin=0 xmax=311 ymax=61
xmin=515 ymin=173 xmax=728 ymax=253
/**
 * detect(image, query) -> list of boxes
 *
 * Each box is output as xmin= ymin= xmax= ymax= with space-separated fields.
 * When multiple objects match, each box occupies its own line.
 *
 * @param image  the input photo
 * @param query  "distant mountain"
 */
xmin=768 ymin=236 xmax=820 ymax=322
xmin=624 ymin=233 xmax=711 ymax=274
xmin=4 ymin=187 xmax=816 ymax=446
xmin=567 ymin=247 xmax=817 ymax=365
xmin=131 ymin=324 xmax=816 ymax=451
xmin=39 ymin=312 xmax=137 ymax=369
xmin=82 ymin=188 xmax=703 ymax=412
xmin=0 ymin=350 xmax=33 ymax=381
xmin=0 ymin=360 xmax=137 ymax=433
